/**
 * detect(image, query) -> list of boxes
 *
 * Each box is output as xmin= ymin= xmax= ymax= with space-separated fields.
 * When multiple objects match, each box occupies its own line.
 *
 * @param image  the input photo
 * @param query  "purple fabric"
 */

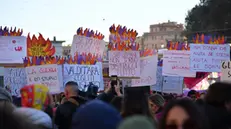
xmin=155 ymin=112 xmax=163 ymax=121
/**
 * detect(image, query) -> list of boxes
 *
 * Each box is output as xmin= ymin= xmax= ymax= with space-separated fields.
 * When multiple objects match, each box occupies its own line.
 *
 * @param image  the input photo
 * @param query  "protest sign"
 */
xmin=26 ymin=64 xmax=62 ymax=94
xmin=163 ymin=76 xmax=183 ymax=94
xmin=163 ymin=50 xmax=196 ymax=77
xmin=71 ymin=35 xmax=105 ymax=56
xmin=221 ymin=61 xmax=231 ymax=82
xmin=132 ymin=55 xmax=157 ymax=86
xmin=109 ymin=51 xmax=140 ymax=77
xmin=0 ymin=36 xmax=27 ymax=64
xmin=190 ymin=44 xmax=230 ymax=72
xmin=63 ymin=64 xmax=102 ymax=92
xmin=4 ymin=68 xmax=27 ymax=96
xmin=151 ymin=66 xmax=163 ymax=92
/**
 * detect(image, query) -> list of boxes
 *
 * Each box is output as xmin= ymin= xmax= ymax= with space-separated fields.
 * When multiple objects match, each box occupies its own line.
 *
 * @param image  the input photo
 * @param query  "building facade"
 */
xmin=51 ymin=36 xmax=65 ymax=56
xmin=143 ymin=20 xmax=184 ymax=49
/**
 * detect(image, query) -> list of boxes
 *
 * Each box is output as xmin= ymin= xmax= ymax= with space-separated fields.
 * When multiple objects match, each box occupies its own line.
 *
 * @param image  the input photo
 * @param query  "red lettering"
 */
xmin=219 ymin=46 xmax=227 ymax=51
xmin=39 ymin=67 xmax=57 ymax=73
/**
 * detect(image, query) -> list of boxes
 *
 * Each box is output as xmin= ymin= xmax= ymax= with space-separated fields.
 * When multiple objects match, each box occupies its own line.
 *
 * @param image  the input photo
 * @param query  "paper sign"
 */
xmin=163 ymin=76 xmax=183 ymax=94
xmin=63 ymin=64 xmax=102 ymax=92
xmin=163 ymin=50 xmax=196 ymax=77
xmin=4 ymin=68 xmax=27 ymax=96
xmin=151 ymin=66 xmax=163 ymax=92
xmin=132 ymin=55 xmax=157 ymax=86
xmin=109 ymin=51 xmax=140 ymax=77
xmin=26 ymin=64 xmax=62 ymax=94
xmin=190 ymin=44 xmax=230 ymax=72
xmin=0 ymin=36 xmax=27 ymax=64
xmin=221 ymin=61 xmax=231 ymax=82
xmin=71 ymin=35 xmax=105 ymax=56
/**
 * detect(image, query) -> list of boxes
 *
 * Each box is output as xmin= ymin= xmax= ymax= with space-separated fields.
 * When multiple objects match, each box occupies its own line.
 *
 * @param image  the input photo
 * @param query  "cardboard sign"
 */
xmin=63 ymin=64 xmax=102 ymax=91
xmin=163 ymin=76 xmax=183 ymax=94
xmin=0 ymin=36 xmax=27 ymax=64
xmin=26 ymin=64 xmax=62 ymax=94
xmin=109 ymin=51 xmax=140 ymax=77
xmin=71 ymin=35 xmax=105 ymax=56
xmin=190 ymin=44 xmax=230 ymax=72
xmin=163 ymin=50 xmax=196 ymax=77
xmin=221 ymin=61 xmax=231 ymax=82
xmin=151 ymin=66 xmax=163 ymax=92
xmin=132 ymin=55 xmax=157 ymax=86
xmin=4 ymin=68 xmax=27 ymax=96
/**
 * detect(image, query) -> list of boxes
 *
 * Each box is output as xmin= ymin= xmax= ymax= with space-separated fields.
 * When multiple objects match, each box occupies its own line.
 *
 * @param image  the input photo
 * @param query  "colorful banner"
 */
xmin=131 ymin=55 xmax=157 ymax=86
xmin=4 ymin=68 xmax=27 ymax=96
xmin=26 ymin=64 xmax=62 ymax=94
xmin=221 ymin=61 xmax=231 ymax=82
xmin=108 ymin=51 xmax=140 ymax=77
xmin=163 ymin=50 xmax=196 ymax=77
xmin=193 ymin=34 xmax=225 ymax=44
xmin=184 ymin=72 xmax=210 ymax=89
xmin=0 ymin=26 xmax=23 ymax=36
xmin=190 ymin=44 xmax=230 ymax=72
xmin=0 ymin=36 xmax=27 ymax=63
xmin=63 ymin=63 xmax=102 ymax=91
xmin=167 ymin=41 xmax=189 ymax=50
xmin=71 ymin=28 xmax=105 ymax=57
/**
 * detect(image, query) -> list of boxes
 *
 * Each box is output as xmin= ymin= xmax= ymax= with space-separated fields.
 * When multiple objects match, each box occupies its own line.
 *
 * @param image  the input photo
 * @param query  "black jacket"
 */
xmin=55 ymin=96 xmax=86 ymax=129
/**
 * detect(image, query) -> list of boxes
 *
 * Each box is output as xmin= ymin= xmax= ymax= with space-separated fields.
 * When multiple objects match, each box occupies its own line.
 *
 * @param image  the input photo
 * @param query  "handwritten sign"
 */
xmin=71 ymin=35 xmax=105 ymax=56
xmin=163 ymin=76 xmax=183 ymax=94
xmin=190 ymin=44 xmax=230 ymax=72
xmin=151 ymin=66 xmax=163 ymax=92
xmin=132 ymin=55 xmax=157 ymax=86
xmin=109 ymin=51 xmax=140 ymax=77
xmin=221 ymin=61 xmax=231 ymax=82
xmin=26 ymin=64 xmax=62 ymax=94
xmin=163 ymin=50 xmax=196 ymax=77
xmin=4 ymin=68 xmax=27 ymax=96
xmin=0 ymin=36 xmax=27 ymax=63
xmin=63 ymin=64 xmax=102 ymax=92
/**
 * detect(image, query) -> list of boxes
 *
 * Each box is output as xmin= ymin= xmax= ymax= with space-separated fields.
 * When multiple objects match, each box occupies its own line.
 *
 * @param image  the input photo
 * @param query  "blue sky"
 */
xmin=1 ymin=0 xmax=199 ymax=44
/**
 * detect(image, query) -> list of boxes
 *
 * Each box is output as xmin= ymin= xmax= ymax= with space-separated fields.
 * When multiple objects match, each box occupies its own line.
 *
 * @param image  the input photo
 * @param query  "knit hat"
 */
xmin=0 ymin=87 xmax=12 ymax=102
xmin=72 ymin=100 xmax=122 ymax=129
xmin=149 ymin=94 xmax=165 ymax=107
xmin=118 ymin=115 xmax=157 ymax=129
xmin=14 ymin=107 xmax=52 ymax=129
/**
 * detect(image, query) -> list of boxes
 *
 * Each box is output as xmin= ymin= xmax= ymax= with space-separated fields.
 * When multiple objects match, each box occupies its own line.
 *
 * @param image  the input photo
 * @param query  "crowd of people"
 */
xmin=1 ymin=81 xmax=231 ymax=129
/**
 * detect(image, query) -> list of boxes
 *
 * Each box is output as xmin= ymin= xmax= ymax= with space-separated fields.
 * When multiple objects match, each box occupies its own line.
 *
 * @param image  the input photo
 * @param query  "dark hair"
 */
xmin=121 ymin=93 xmax=153 ymax=119
xmin=159 ymin=99 xmax=209 ymax=129
xmin=205 ymin=82 xmax=231 ymax=107
xmin=65 ymin=81 xmax=78 ymax=87
xmin=187 ymin=90 xmax=197 ymax=97
xmin=110 ymin=96 xmax=123 ymax=112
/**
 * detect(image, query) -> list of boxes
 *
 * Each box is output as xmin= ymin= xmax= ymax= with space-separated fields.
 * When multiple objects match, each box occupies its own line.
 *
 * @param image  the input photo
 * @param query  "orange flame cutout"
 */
xmin=0 ymin=26 xmax=23 ymax=36
xmin=27 ymin=33 xmax=56 ymax=57
xmin=167 ymin=41 xmax=190 ymax=50
xmin=109 ymin=24 xmax=139 ymax=51
xmin=140 ymin=49 xmax=157 ymax=57
xmin=76 ymin=27 xmax=104 ymax=40
xmin=193 ymin=34 xmax=225 ymax=44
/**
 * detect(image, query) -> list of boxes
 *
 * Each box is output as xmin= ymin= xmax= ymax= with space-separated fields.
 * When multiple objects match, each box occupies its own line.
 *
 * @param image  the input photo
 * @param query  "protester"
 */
xmin=0 ymin=87 xmax=13 ymax=102
xmin=187 ymin=90 xmax=197 ymax=101
xmin=14 ymin=107 xmax=52 ymax=129
xmin=149 ymin=94 xmax=165 ymax=120
xmin=118 ymin=115 xmax=157 ymax=129
xmin=159 ymin=99 xmax=209 ymax=129
xmin=72 ymin=100 xmax=122 ymax=129
xmin=110 ymin=96 xmax=123 ymax=112
xmin=204 ymin=82 xmax=231 ymax=129
xmin=55 ymin=81 xmax=86 ymax=129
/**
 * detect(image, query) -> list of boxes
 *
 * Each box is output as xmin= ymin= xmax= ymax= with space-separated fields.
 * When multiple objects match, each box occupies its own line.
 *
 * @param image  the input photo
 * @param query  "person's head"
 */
xmin=72 ymin=100 xmax=122 ymax=129
xmin=149 ymin=94 xmax=165 ymax=114
xmin=187 ymin=90 xmax=197 ymax=101
xmin=65 ymin=81 xmax=78 ymax=99
xmin=159 ymin=99 xmax=209 ymax=129
xmin=118 ymin=115 xmax=157 ymax=129
xmin=205 ymin=82 xmax=231 ymax=111
xmin=200 ymin=93 xmax=205 ymax=99
xmin=110 ymin=96 xmax=123 ymax=112
xmin=0 ymin=87 xmax=12 ymax=102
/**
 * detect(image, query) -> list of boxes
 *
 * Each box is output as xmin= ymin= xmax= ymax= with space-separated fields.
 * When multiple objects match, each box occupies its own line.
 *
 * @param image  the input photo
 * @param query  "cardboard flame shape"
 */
xmin=27 ymin=33 xmax=56 ymax=57
xmin=109 ymin=24 xmax=139 ymax=51
xmin=167 ymin=41 xmax=190 ymax=50
xmin=193 ymin=34 xmax=225 ymax=44
xmin=76 ymin=27 xmax=104 ymax=40
xmin=23 ymin=53 xmax=102 ymax=66
xmin=0 ymin=26 xmax=23 ymax=36
xmin=140 ymin=49 xmax=157 ymax=57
